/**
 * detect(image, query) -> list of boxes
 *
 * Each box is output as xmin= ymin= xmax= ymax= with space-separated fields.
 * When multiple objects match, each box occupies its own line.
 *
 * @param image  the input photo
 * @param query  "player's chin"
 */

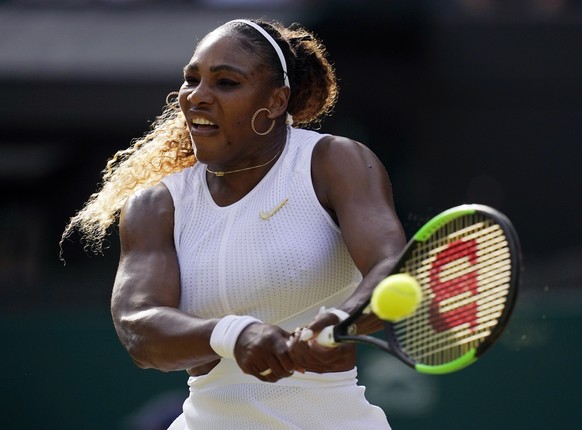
xmin=191 ymin=143 xmax=224 ymax=165
xmin=191 ymin=130 xmax=222 ymax=147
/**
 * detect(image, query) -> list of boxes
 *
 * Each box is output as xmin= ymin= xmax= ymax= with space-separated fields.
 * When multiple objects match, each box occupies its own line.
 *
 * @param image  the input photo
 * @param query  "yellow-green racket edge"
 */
xmin=413 ymin=205 xmax=477 ymax=242
xmin=415 ymin=349 xmax=478 ymax=375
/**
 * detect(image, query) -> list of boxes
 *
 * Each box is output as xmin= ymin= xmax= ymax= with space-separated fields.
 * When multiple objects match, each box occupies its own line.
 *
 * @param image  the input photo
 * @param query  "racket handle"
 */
xmin=315 ymin=326 xmax=338 ymax=347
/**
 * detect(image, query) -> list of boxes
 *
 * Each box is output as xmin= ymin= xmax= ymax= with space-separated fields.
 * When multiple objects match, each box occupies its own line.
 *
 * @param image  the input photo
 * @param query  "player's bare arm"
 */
xmin=111 ymin=183 xmax=220 ymax=372
xmin=312 ymin=135 xmax=407 ymax=334
xmin=287 ymin=136 xmax=406 ymax=374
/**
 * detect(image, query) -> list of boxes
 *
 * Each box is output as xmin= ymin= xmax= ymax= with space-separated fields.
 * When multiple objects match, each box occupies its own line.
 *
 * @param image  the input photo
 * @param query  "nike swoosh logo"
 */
xmin=260 ymin=198 xmax=289 ymax=220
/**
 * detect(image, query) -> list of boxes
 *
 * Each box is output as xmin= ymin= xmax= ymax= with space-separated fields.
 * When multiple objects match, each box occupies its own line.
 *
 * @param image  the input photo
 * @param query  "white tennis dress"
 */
xmin=162 ymin=127 xmax=390 ymax=429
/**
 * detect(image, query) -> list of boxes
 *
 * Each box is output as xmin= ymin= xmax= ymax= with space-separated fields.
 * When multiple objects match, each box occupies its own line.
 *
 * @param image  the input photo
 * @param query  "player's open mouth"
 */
xmin=191 ymin=117 xmax=218 ymax=130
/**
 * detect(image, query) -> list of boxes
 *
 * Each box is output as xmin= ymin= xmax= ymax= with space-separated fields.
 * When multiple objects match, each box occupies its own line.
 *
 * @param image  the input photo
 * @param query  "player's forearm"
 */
xmin=114 ymin=306 xmax=220 ymax=372
xmin=337 ymin=257 xmax=401 ymax=334
xmin=341 ymin=256 xmax=398 ymax=313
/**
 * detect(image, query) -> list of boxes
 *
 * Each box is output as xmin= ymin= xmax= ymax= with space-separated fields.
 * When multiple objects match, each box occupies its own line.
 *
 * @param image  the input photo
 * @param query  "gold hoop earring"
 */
xmin=251 ymin=108 xmax=276 ymax=136
xmin=165 ymin=91 xmax=180 ymax=111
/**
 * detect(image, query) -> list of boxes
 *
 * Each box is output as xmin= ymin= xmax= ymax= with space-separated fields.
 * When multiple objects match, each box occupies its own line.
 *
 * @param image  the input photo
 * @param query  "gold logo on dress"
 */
xmin=260 ymin=198 xmax=289 ymax=220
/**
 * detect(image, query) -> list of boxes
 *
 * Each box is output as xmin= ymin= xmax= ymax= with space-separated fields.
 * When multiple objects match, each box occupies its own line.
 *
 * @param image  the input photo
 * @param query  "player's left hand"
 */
xmin=287 ymin=312 xmax=356 ymax=373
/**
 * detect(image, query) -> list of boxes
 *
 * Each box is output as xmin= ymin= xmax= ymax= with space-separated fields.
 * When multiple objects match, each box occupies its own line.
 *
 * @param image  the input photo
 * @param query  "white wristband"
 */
xmin=317 ymin=306 xmax=350 ymax=322
xmin=210 ymin=315 xmax=262 ymax=359
xmin=325 ymin=307 xmax=350 ymax=322
xmin=298 ymin=307 xmax=351 ymax=342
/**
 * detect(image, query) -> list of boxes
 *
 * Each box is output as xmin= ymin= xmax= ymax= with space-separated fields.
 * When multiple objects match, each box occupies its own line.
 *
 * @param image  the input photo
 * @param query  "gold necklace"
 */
xmin=206 ymin=148 xmax=282 ymax=177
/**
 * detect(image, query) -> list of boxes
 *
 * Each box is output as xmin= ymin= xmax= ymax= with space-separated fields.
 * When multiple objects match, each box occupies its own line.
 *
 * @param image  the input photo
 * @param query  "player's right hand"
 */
xmin=234 ymin=323 xmax=296 ymax=382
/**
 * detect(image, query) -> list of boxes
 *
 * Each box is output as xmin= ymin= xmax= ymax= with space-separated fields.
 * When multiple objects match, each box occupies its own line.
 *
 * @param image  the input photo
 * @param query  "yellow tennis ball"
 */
xmin=371 ymin=273 xmax=423 ymax=322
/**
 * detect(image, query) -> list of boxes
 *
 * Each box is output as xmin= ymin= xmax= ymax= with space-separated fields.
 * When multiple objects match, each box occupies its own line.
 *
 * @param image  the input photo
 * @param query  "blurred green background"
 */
xmin=1 ymin=1 xmax=580 ymax=429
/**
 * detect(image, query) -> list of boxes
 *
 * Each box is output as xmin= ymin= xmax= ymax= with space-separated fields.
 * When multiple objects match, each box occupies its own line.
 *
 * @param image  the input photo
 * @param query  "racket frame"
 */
xmin=328 ymin=204 xmax=521 ymax=374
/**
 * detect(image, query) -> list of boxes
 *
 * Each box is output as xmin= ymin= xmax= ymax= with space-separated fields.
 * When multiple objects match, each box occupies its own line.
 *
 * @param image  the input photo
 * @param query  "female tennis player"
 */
xmin=62 ymin=19 xmax=406 ymax=429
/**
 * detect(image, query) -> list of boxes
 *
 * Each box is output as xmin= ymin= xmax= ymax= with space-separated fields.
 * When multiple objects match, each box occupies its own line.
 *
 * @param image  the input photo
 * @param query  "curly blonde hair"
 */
xmin=60 ymin=100 xmax=192 ymax=255
xmin=62 ymin=19 xmax=338 ymax=256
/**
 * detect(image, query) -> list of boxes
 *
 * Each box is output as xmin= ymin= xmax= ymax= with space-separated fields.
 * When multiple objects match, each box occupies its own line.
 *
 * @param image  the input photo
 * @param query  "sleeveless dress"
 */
xmin=162 ymin=127 xmax=390 ymax=429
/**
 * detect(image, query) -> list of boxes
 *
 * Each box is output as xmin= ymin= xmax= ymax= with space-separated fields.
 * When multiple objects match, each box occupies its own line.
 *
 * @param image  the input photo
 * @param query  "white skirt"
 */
xmin=167 ymin=359 xmax=390 ymax=430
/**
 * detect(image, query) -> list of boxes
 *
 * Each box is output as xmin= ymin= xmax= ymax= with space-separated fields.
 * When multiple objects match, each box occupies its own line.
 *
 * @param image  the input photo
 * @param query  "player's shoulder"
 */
xmin=316 ymin=134 xmax=369 ymax=153
xmin=122 ymin=182 xmax=174 ymax=227
xmin=313 ymin=134 xmax=381 ymax=176
xmin=126 ymin=182 xmax=172 ymax=208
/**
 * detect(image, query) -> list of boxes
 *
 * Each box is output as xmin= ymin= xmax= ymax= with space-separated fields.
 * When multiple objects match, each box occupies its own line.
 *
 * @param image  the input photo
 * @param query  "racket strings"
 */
xmin=394 ymin=215 xmax=512 ymax=366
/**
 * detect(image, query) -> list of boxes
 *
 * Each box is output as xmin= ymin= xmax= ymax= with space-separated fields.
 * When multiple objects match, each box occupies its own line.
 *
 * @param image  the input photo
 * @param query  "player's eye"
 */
xmin=183 ymin=75 xmax=200 ymax=86
xmin=218 ymin=79 xmax=239 ymax=87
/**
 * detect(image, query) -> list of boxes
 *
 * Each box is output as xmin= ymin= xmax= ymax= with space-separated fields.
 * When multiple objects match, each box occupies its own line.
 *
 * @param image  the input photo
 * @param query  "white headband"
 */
xmin=231 ymin=19 xmax=290 ymax=89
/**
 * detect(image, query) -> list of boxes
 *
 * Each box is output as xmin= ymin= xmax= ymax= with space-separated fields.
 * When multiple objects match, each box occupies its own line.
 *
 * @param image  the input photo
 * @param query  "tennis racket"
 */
xmin=316 ymin=204 xmax=521 ymax=374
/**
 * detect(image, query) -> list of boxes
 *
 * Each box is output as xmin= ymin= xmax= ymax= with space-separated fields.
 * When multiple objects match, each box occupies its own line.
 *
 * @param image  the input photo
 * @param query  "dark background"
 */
xmin=1 ymin=1 xmax=580 ymax=429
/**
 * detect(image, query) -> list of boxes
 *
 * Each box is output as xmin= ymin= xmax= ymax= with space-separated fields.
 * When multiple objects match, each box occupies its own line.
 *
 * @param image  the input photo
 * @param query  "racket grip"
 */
xmin=315 ymin=326 xmax=338 ymax=347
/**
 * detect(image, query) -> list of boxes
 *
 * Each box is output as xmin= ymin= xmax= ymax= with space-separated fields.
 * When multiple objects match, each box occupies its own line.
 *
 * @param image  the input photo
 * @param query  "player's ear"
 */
xmin=268 ymin=85 xmax=290 ymax=119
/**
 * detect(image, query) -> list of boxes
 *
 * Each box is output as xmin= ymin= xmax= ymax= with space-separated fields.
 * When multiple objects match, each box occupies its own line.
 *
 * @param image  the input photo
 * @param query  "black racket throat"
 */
xmin=332 ymin=321 xmax=418 ymax=369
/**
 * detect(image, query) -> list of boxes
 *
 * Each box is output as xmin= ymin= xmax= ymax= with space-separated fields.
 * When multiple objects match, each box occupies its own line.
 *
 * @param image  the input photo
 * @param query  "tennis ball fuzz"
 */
xmin=371 ymin=273 xmax=423 ymax=322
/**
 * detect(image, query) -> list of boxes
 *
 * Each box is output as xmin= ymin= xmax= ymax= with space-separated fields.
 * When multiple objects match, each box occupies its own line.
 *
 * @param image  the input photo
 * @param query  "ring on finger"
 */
xmin=259 ymin=368 xmax=273 ymax=377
